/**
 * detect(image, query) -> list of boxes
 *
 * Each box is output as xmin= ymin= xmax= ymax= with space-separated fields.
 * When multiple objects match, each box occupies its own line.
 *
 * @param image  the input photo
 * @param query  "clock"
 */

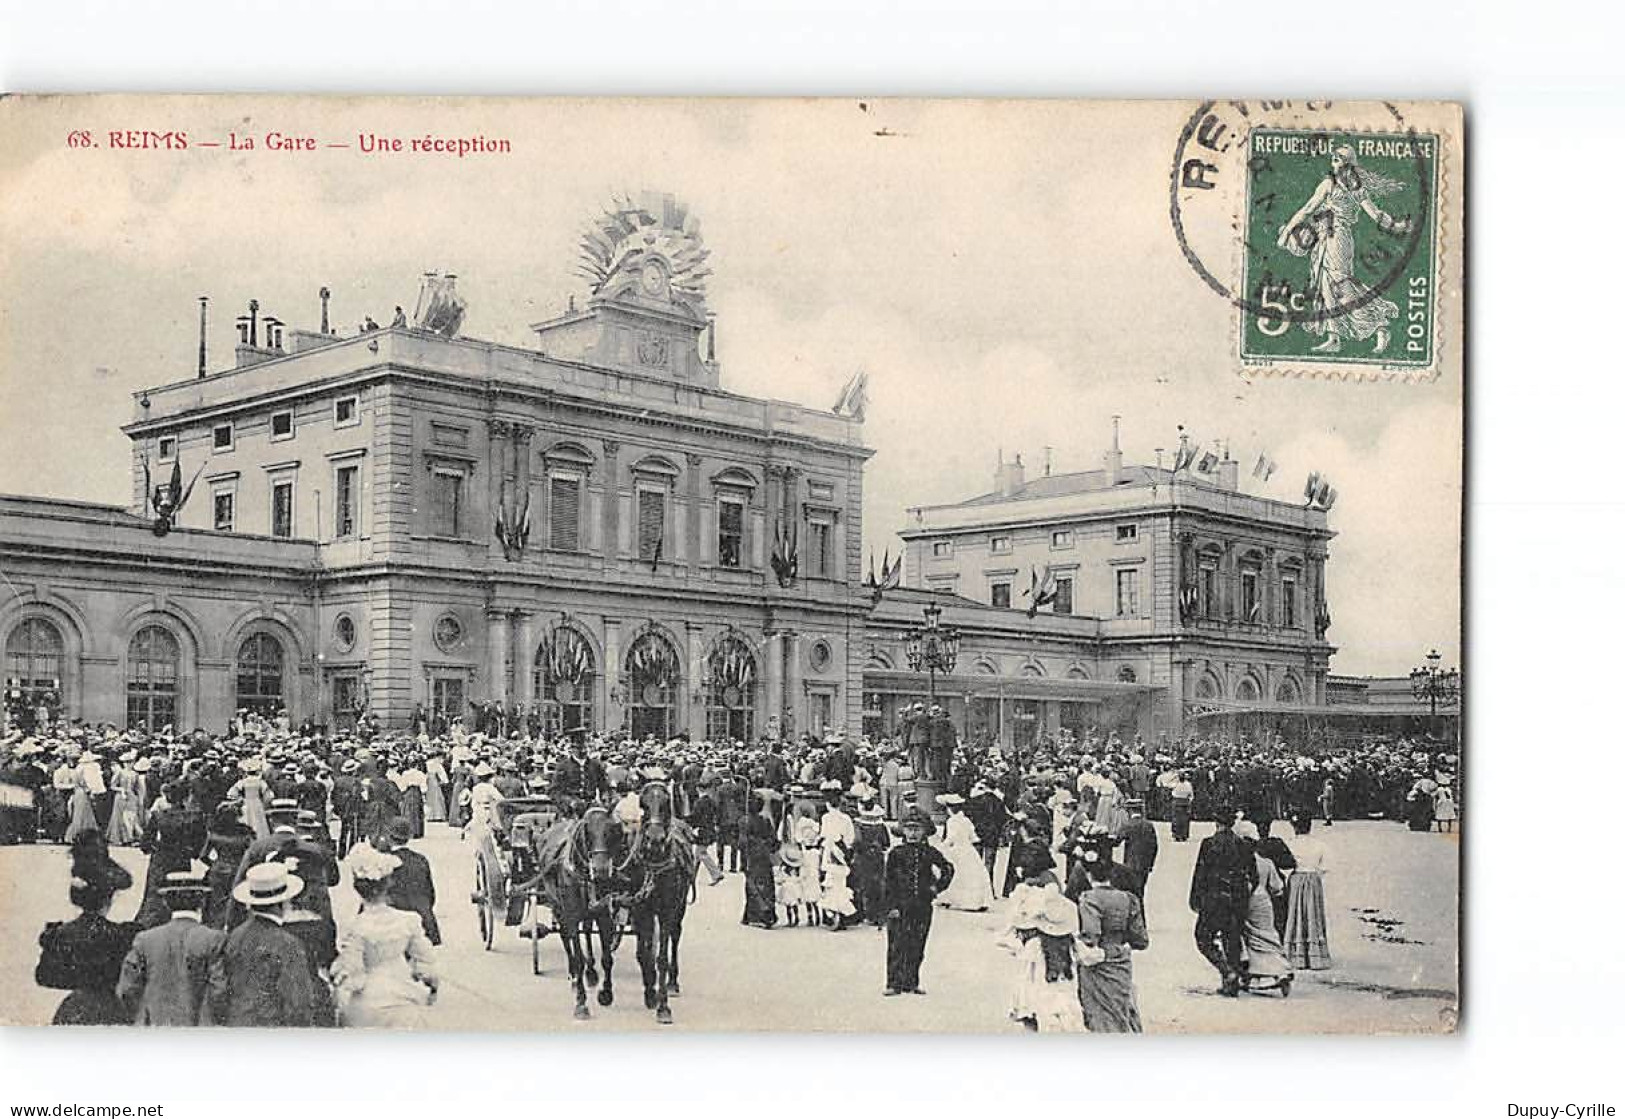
xmin=639 ymin=261 xmax=666 ymax=297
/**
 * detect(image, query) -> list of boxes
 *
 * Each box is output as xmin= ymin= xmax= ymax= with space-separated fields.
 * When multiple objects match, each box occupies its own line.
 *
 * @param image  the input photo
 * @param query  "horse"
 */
xmin=535 ymin=804 xmax=628 ymax=1020
xmin=626 ymin=781 xmax=697 ymax=1025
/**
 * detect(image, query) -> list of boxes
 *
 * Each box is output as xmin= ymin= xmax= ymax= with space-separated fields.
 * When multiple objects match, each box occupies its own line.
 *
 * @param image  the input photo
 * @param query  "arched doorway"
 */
xmin=127 ymin=625 xmax=181 ymax=730
xmin=625 ymin=630 xmax=681 ymax=741
xmin=235 ymin=632 xmax=286 ymax=717
xmin=5 ymin=617 xmax=65 ymax=730
xmin=704 ymin=634 xmax=757 ymax=743
xmin=535 ymin=625 xmax=597 ymax=737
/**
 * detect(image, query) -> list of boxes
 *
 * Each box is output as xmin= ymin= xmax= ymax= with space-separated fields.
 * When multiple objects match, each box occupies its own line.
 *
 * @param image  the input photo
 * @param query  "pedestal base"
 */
xmin=915 ymin=777 xmax=945 ymax=824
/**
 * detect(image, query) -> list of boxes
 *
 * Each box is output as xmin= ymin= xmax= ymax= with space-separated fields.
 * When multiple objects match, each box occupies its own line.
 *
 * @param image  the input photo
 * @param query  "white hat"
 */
xmin=473 ymin=762 xmax=495 ymax=777
xmin=232 ymin=862 xmax=304 ymax=908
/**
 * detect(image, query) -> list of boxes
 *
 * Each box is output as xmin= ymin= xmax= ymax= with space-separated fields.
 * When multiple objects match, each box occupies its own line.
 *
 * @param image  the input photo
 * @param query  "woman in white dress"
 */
xmin=934 ymin=795 xmax=994 ymax=912
xmin=332 ymin=844 xmax=438 ymax=1028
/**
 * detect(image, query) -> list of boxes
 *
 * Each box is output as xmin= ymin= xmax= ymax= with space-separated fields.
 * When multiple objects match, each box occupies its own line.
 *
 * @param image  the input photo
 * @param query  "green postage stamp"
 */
xmin=1241 ymin=129 xmax=1439 ymax=368
xmin=1171 ymin=101 xmax=1460 ymax=381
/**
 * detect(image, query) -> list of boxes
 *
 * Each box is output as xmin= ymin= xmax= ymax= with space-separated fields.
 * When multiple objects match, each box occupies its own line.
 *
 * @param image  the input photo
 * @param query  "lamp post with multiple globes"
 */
xmin=1409 ymin=648 xmax=1460 ymax=746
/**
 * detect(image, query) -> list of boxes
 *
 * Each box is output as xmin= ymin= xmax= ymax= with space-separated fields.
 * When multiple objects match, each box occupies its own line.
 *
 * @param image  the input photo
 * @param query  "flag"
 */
xmin=1304 ymin=471 xmax=1321 ymax=501
xmin=865 ymin=551 xmax=876 ymax=588
xmin=832 ymin=370 xmax=869 ymax=421
xmin=649 ymin=536 xmax=663 ymax=572
xmin=770 ymin=520 xmax=799 ymax=588
xmin=1195 ymin=450 xmax=1218 ymax=474
xmin=1024 ymin=564 xmax=1058 ymax=618
xmin=1320 ymin=486 xmax=1338 ymax=510
xmin=1252 ymin=453 xmax=1277 ymax=481
xmin=882 ymin=551 xmax=902 ymax=590
xmin=1173 ymin=442 xmax=1197 ymax=473
xmin=1314 ymin=480 xmax=1333 ymax=507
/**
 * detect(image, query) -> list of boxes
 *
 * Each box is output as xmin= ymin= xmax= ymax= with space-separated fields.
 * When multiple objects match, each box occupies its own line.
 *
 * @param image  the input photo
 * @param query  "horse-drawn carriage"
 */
xmin=470 ymin=795 xmax=561 ymax=974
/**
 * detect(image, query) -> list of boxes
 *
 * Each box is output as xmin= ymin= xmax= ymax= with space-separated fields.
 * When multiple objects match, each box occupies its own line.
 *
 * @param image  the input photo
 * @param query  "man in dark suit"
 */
xmin=230 ymin=799 xmax=338 ymax=931
xmin=1119 ymin=797 xmax=1159 ymax=905
xmin=1188 ymin=804 xmax=1257 ymax=997
xmin=760 ymin=743 xmax=790 ymax=792
xmin=964 ymin=781 xmax=1008 ymax=884
xmin=211 ymin=863 xmax=314 ymax=1027
xmin=356 ymin=759 xmax=401 ymax=846
xmin=331 ymin=760 xmax=362 ymax=853
xmin=551 ymin=735 xmax=606 ymax=806
xmin=881 ymin=808 xmax=954 ymax=996
xmin=118 ymin=870 xmax=226 ymax=1025
xmin=375 ymin=816 xmax=440 ymax=945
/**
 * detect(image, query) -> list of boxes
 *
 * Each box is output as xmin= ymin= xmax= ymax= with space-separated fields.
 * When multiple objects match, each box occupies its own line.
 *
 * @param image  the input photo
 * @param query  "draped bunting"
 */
xmin=539 ymin=626 xmax=594 ymax=685
xmin=708 ymin=637 xmax=756 ymax=693
xmin=627 ymin=631 xmax=680 ymax=687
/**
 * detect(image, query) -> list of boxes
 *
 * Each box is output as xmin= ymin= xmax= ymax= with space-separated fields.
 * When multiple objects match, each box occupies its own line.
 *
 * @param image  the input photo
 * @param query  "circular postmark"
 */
xmin=1170 ymin=100 xmax=1435 ymax=335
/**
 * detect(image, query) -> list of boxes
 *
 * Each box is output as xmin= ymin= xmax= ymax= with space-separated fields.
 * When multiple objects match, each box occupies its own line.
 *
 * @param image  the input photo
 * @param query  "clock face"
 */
xmin=639 ymin=261 xmax=666 ymax=296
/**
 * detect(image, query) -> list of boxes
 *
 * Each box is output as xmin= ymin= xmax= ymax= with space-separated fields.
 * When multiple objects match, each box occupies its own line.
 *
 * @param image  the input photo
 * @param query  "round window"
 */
xmin=333 ymin=614 xmax=357 ymax=653
xmin=434 ymin=613 xmax=464 ymax=652
xmin=809 ymin=639 xmax=832 ymax=672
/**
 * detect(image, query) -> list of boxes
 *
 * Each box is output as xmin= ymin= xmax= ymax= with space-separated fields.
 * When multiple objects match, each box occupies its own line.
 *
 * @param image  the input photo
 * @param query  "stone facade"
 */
xmin=3 ymin=200 xmax=872 ymax=739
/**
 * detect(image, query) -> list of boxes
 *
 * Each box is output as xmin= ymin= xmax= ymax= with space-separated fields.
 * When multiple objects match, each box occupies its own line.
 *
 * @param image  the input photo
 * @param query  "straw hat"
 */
xmin=232 ymin=862 xmax=304 ymax=908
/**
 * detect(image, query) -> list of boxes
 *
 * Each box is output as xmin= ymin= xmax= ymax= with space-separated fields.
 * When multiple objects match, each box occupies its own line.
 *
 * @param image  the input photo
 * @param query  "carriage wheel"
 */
xmin=475 ymin=860 xmax=496 ymax=951
xmin=530 ymin=899 xmax=544 ymax=976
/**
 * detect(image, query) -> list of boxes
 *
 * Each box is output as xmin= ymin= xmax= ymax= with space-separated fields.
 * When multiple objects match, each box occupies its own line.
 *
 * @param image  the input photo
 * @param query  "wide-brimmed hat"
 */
xmin=857 ymin=804 xmax=885 ymax=822
xmin=1012 ymin=885 xmax=1079 ymax=937
xmin=819 ymin=779 xmax=843 ymax=792
xmin=473 ymin=762 xmax=495 ymax=777
xmin=232 ymin=862 xmax=304 ymax=908
xmin=346 ymin=843 xmax=401 ymax=883
xmin=969 ymin=782 xmax=991 ymax=798
xmin=777 ymin=842 xmax=803 ymax=868
xmin=268 ymin=798 xmax=300 ymax=819
xmin=935 ymin=793 xmax=966 ymax=807
xmin=158 ymin=867 xmax=211 ymax=898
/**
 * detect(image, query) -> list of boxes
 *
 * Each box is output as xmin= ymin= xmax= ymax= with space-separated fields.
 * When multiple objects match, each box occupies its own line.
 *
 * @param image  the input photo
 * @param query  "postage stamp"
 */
xmin=1170 ymin=100 xmax=1461 ymax=382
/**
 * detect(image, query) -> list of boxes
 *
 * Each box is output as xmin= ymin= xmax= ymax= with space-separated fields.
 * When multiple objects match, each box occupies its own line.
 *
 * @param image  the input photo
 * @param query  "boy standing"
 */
xmin=881 ymin=808 xmax=953 ymax=996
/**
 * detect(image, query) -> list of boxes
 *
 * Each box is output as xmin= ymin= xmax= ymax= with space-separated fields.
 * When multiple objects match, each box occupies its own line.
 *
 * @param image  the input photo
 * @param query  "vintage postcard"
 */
xmin=0 ymin=95 xmax=1462 ymax=1034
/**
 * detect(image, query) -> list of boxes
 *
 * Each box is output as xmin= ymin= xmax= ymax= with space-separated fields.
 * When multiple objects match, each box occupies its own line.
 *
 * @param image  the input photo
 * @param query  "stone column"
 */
xmin=514 ymin=612 xmax=536 ymax=706
xmin=782 ymin=630 xmax=801 ymax=739
xmin=488 ymin=419 xmax=511 ymax=529
xmin=603 ymin=617 xmax=623 ymax=731
xmin=686 ymin=452 xmax=705 ymax=571
xmin=486 ymin=609 xmax=510 ymax=703
xmin=764 ymin=630 xmax=784 ymax=739
xmin=601 ymin=438 xmax=619 ymax=569
xmin=686 ymin=621 xmax=706 ymax=739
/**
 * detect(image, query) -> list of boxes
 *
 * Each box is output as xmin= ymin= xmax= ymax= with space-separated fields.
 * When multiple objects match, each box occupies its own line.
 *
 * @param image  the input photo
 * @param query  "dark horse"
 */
xmin=627 ymin=781 xmax=696 ymax=1025
xmin=536 ymin=804 xmax=626 ymax=1020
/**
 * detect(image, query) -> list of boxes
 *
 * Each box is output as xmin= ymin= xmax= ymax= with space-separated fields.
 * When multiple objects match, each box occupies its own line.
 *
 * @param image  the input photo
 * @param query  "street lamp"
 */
xmin=904 ymin=601 xmax=960 ymax=702
xmin=1409 ymin=648 xmax=1460 ymax=745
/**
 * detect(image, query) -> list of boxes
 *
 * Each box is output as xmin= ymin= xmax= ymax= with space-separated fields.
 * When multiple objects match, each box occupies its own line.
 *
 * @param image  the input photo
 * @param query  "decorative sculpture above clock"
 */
xmin=576 ymin=191 xmax=710 ymax=318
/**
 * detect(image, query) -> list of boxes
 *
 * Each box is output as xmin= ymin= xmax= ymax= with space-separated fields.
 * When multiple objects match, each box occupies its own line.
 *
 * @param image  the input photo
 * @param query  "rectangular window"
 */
xmin=271 ymin=481 xmax=293 ymax=538
xmin=335 ymin=465 xmax=358 ymax=537
xmin=1282 ymin=576 xmax=1298 ymax=628
xmin=430 ymin=471 xmax=463 ymax=537
xmin=1051 ymin=530 xmax=1073 ymax=549
xmin=1241 ymin=569 xmax=1260 ymax=622
xmin=334 ymin=396 xmax=358 ymax=427
xmin=270 ymin=410 xmax=294 ymax=440
xmin=718 ymin=498 xmax=744 ymax=568
xmin=1200 ymin=565 xmax=1218 ymax=618
xmin=431 ymin=676 xmax=465 ymax=722
xmin=1053 ymin=575 xmax=1074 ymax=615
xmin=212 ymin=491 xmax=234 ymax=532
xmin=157 ymin=436 xmax=177 ymax=462
xmin=991 ymin=581 xmax=1011 ymax=608
xmin=1115 ymin=568 xmax=1139 ymax=616
xmin=637 ymin=489 xmax=665 ymax=561
xmin=932 ymin=540 xmax=952 ymax=558
xmin=212 ymin=423 xmax=234 ymax=451
xmin=550 ymin=476 xmax=581 ymax=551
xmin=990 ymin=535 xmax=1011 ymax=555
xmin=1116 ymin=524 xmax=1138 ymax=543
xmin=808 ymin=519 xmax=832 ymax=578
xmin=810 ymin=692 xmax=833 ymax=737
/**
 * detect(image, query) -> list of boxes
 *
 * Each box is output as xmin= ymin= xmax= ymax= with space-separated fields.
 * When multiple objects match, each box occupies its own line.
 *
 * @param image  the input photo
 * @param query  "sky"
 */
xmin=0 ymin=95 xmax=1461 ymax=676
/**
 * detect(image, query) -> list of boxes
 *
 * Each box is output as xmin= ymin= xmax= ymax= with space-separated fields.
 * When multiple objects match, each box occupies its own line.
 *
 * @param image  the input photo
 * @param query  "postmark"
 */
xmin=1170 ymin=100 xmax=1458 ymax=381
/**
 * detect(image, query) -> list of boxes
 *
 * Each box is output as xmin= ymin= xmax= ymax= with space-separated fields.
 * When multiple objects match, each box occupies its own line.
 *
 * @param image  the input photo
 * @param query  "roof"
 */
xmin=952 ymin=466 xmax=1167 ymax=507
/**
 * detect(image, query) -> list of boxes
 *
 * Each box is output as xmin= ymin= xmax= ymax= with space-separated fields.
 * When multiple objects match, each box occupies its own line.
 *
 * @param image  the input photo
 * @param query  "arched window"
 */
xmin=127 ymin=626 xmax=180 ymax=730
xmin=236 ymin=633 xmax=285 ymax=716
xmin=1194 ymin=671 xmax=1222 ymax=701
xmin=534 ymin=626 xmax=597 ymax=737
xmin=1275 ymin=676 xmax=1302 ymax=704
xmin=1235 ymin=676 xmax=1261 ymax=702
xmin=705 ymin=635 xmax=757 ymax=743
xmin=625 ymin=630 xmax=681 ymax=741
xmin=5 ymin=617 xmax=65 ymax=728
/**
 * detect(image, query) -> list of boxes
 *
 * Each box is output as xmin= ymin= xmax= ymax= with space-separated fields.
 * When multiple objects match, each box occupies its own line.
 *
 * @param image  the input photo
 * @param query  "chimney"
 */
xmin=196 ymin=296 xmax=208 ymax=379
xmin=319 ymin=286 xmax=332 ymax=335
xmin=234 ymin=299 xmax=277 ymax=369
xmin=1216 ymin=444 xmax=1240 ymax=491
xmin=1103 ymin=415 xmax=1123 ymax=485
xmin=994 ymin=451 xmax=1027 ymax=498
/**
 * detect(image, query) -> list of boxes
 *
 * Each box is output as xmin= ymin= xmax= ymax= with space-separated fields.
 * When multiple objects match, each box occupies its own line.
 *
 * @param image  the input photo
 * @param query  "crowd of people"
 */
xmin=0 ymin=702 xmax=1459 ymax=1031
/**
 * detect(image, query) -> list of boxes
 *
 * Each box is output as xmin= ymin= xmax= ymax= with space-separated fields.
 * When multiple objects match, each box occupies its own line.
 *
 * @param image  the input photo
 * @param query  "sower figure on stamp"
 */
xmin=881 ymin=807 xmax=953 ymax=997
xmin=1276 ymin=144 xmax=1413 ymax=356
xmin=1188 ymin=803 xmax=1256 ymax=998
